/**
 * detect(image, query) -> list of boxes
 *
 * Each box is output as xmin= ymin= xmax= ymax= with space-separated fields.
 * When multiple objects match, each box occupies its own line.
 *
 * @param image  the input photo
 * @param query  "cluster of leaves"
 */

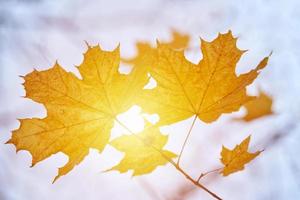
xmin=8 ymin=30 xmax=271 ymax=199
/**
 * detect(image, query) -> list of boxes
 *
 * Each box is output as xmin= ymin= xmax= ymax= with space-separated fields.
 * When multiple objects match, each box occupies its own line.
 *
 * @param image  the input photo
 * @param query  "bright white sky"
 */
xmin=1 ymin=0 xmax=300 ymax=199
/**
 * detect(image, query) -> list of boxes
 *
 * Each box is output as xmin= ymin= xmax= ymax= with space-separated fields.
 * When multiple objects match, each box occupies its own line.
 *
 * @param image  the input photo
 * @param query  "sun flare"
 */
xmin=112 ymin=105 xmax=159 ymax=137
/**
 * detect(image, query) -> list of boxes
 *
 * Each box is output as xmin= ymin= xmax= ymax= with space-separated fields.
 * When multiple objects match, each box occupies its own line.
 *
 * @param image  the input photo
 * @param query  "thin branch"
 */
xmin=173 ymin=164 xmax=222 ymax=200
xmin=197 ymin=167 xmax=223 ymax=182
xmin=177 ymin=115 xmax=197 ymax=165
xmin=115 ymin=118 xmax=222 ymax=200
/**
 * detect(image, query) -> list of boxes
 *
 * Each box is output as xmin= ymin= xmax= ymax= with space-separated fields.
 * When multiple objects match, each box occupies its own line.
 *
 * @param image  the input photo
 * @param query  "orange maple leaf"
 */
xmin=122 ymin=30 xmax=190 ymax=65
xmin=237 ymin=91 xmax=273 ymax=121
xmin=136 ymin=31 xmax=270 ymax=125
xmin=220 ymin=135 xmax=261 ymax=176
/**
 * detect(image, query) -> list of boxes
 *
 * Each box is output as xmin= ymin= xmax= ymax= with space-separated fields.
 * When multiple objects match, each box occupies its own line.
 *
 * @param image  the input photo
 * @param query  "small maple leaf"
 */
xmin=7 ymin=45 xmax=148 ymax=182
xmin=237 ymin=91 xmax=273 ymax=121
xmin=136 ymin=31 xmax=270 ymax=125
xmin=108 ymin=121 xmax=176 ymax=176
xmin=122 ymin=30 xmax=190 ymax=65
xmin=220 ymin=135 xmax=261 ymax=176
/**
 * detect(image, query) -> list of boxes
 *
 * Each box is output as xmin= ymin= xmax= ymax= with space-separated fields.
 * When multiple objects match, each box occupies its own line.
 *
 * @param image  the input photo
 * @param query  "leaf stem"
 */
xmin=115 ymin=118 xmax=222 ymax=200
xmin=177 ymin=115 xmax=197 ymax=165
xmin=197 ymin=167 xmax=223 ymax=182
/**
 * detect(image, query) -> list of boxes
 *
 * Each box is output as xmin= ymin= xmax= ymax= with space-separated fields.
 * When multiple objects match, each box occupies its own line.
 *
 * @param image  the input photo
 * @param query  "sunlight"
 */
xmin=112 ymin=105 xmax=159 ymax=137
xmin=113 ymin=106 xmax=145 ymax=135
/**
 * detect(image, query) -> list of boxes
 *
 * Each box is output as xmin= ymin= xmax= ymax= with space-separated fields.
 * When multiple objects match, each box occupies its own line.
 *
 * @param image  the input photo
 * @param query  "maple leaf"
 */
xmin=109 ymin=121 xmax=176 ymax=176
xmin=237 ymin=91 xmax=273 ymax=121
xmin=122 ymin=30 xmax=190 ymax=65
xmin=220 ymin=135 xmax=261 ymax=176
xmin=136 ymin=31 xmax=270 ymax=125
xmin=165 ymin=30 xmax=190 ymax=49
xmin=7 ymin=45 xmax=148 ymax=182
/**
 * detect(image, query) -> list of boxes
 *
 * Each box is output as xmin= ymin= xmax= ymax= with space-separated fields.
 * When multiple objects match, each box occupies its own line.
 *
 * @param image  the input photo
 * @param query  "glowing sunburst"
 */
xmin=112 ymin=105 xmax=159 ymax=138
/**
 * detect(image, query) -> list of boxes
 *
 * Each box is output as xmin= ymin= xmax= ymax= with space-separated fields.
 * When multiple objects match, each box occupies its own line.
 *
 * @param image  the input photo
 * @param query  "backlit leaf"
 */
xmin=109 ymin=122 xmax=176 ymax=176
xmin=136 ymin=31 xmax=270 ymax=125
xmin=237 ymin=91 xmax=273 ymax=121
xmin=8 ymin=45 xmax=148 ymax=182
xmin=122 ymin=30 xmax=190 ymax=65
xmin=220 ymin=135 xmax=261 ymax=176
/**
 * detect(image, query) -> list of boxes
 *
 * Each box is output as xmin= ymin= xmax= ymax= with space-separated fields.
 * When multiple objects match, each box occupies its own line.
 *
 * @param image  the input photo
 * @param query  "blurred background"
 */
xmin=1 ymin=0 xmax=300 ymax=199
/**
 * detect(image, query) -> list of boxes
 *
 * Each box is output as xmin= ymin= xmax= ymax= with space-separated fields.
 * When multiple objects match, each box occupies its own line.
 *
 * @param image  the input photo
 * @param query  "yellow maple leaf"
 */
xmin=238 ymin=91 xmax=273 ymax=121
xmin=122 ymin=30 xmax=190 ymax=65
xmin=220 ymin=135 xmax=261 ymax=176
xmin=108 ymin=121 xmax=176 ymax=176
xmin=136 ymin=31 xmax=270 ymax=125
xmin=165 ymin=30 xmax=190 ymax=49
xmin=7 ymin=45 xmax=148 ymax=182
